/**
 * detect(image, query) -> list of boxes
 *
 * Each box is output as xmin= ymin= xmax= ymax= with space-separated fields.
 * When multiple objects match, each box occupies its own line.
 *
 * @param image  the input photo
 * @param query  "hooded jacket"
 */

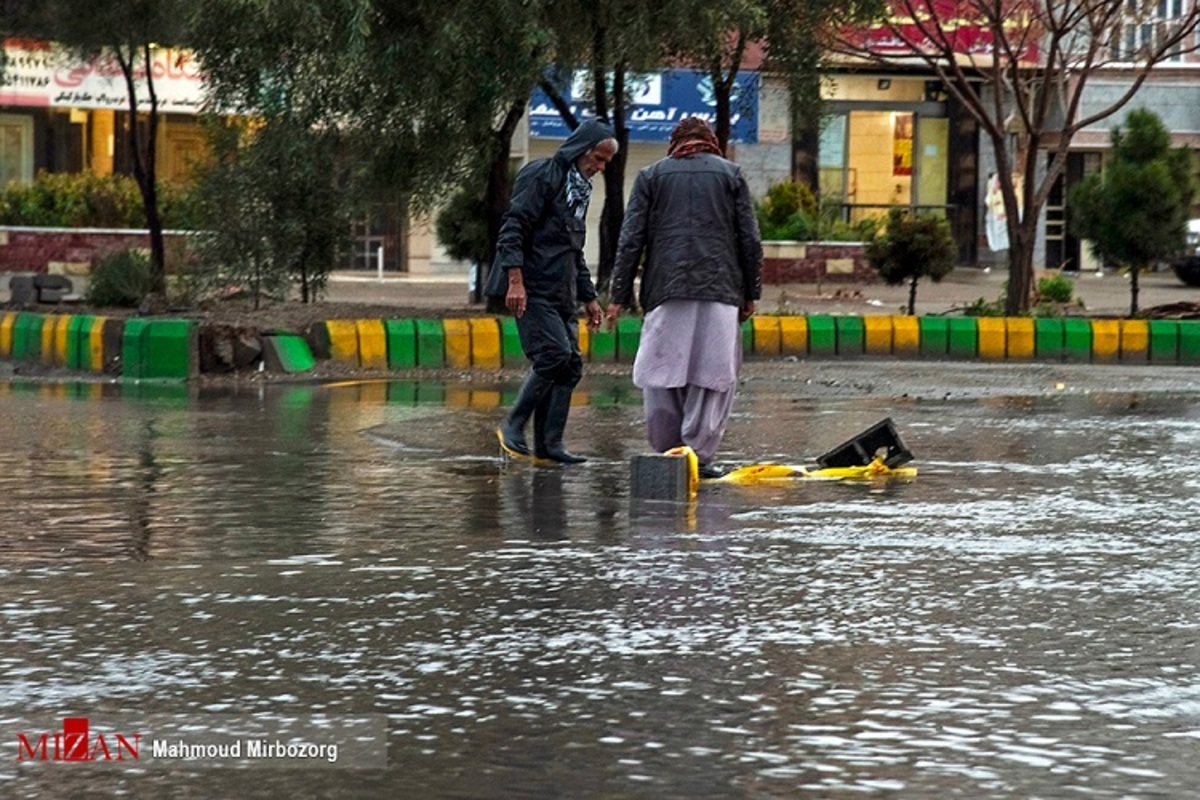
xmin=487 ymin=119 xmax=615 ymax=313
xmin=610 ymin=152 xmax=762 ymax=314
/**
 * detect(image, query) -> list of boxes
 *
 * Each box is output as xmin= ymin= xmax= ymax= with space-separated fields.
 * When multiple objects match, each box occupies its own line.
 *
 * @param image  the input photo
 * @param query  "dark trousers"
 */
xmin=516 ymin=298 xmax=582 ymax=387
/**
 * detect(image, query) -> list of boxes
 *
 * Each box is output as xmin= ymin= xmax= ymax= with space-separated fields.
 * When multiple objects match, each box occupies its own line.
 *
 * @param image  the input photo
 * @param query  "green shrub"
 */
xmin=0 ymin=171 xmax=198 ymax=229
xmin=759 ymin=210 xmax=817 ymax=242
xmin=1035 ymin=273 xmax=1074 ymax=304
xmin=757 ymin=181 xmax=817 ymax=227
xmin=436 ymin=179 xmax=491 ymax=264
xmin=866 ymin=208 xmax=957 ymax=315
xmin=86 ymin=248 xmax=155 ymax=307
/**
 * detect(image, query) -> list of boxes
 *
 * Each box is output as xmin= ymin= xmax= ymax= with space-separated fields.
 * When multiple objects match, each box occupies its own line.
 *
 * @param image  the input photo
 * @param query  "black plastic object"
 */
xmin=815 ymin=417 xmax=913 ymax=469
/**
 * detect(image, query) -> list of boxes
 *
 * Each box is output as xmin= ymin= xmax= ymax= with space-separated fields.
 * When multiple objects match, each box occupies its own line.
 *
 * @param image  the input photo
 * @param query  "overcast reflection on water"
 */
xmin=2 ymin=374 xmax=1200 ymax=797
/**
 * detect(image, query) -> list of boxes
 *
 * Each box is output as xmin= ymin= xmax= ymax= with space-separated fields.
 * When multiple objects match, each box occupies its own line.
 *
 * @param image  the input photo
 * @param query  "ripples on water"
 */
xmin=2 ymin=379 xmax=1200 ymax=797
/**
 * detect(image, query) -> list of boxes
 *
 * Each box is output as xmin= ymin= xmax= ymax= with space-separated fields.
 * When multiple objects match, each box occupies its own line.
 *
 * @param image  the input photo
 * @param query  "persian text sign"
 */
xmin=529 ymin=68 xmax=759 ymax=143
xmin=850 ymin=0 xmax=1040 ymax=63
xmin=1 ymin=41 xmax=206 ymax=113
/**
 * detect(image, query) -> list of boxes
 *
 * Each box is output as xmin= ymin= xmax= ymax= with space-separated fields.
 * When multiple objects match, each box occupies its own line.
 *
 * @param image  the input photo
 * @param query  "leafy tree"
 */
xmin=1069 ymin=109 xmax=1194 ymax=316
xmin=829 ymin=0 xmax=1200 ymax=315
xmin=191 ymin=0 xmax=553 ymax=304
xmin=188 ymin=118 xmax=349 ymax=308
xmin=6 ymin=0 xmax=191 ymax=295
xmin=867 ymin=208 xmax=956 ymax=315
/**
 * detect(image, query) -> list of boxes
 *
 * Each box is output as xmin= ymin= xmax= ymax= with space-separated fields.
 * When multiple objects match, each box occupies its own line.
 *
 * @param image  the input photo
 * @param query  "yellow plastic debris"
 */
xmin=662 ymin=446 xmax=700 ymax=499
xmin=719 ymin=456 xmax=917 ymax=484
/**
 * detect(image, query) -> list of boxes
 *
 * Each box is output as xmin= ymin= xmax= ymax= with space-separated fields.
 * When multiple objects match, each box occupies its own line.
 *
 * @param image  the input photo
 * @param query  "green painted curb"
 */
xmin=263 ymin=334 xmax=316 ymax=373
xmin=740 ymin=319 xmax=752 ymax=354
xmin=66 ymin=316 xmax=86 ymax=370
xmin=919 ymin=317 xmax=948 ymax=357
xmin=1062 ymin=318 xmax=1092 ymax=362
xmin=143 ymin=320 xmax=197 ymax=379
xmin=808 ymin=315 xmax=836 ymax=356
xmin=1148 ymin=320 xmax=1179 ymax=364
xmin=415 ymin=318 xmax=444 ymax=368
xmin=121 ymin=318 xmax=151 ymax=378
xmin=947 ymin=317 xmax=978 ymax=358
xmin=1179 ymin=320 xmax=1200 ymax=365
xmin=615 ymin=317 xmax=641 ymax=363
xmin=590 ymin=326 xmax=616 ymax=361
xmin=1034 ymin=318 xmax=1064 ymax=361
xmin=388 ymin=382 xmax=418 ymax=404
xmin=835 ymin=316 xmax=865 ymax=355
xmin=384 ymin=319 xmax=417 ymax=369
xmin=80 ymin=316 xmax=101 ymax=372
xmin=499 ymin=317 xmax=523 ymax=365
xmin=13 ymin=313 xmax=41 ymax=361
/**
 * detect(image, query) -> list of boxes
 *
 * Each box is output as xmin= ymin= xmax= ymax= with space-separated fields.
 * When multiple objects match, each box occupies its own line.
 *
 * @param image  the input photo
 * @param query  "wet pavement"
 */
xmin=3 ymin=362 xmax=1200 ymax=797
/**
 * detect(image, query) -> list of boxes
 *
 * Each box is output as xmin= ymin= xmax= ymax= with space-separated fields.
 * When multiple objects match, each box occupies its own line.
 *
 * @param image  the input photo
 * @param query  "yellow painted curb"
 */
xmin=977 ymin=317 xmax=1007 ymax=360
xmin=863 ymin=316 xmax=893 ymax=356
xmin=444 ymin=318 xmax=472 ymax=369
xmin=1006 ymin=317 xmax=1035 ymax=360
xmin=751 ymin=316 xmax=781 ymax=355
xmin=356 ymin=319 xmax=388 ymax=370
xmin=325 ymin=319 xmax=360 ymax=365
xmin=39 ymin=315 xmax=55 ymax=366
xmin=779 ymin=316 xmax=807 ymax=355
xmin=469 ymin=318 xmax=501 ymax=370
xmin=892 ymin=316 xmax=919 ymax=356
xmin=52 ymin=314 xmax=72 ymax=367
xmin=1120 ymin=319 xmax=1149 ymax=362
xmin=577 ymin=318 xmax=590 ymax=360
xmin=0 ymin=312 xmax=14 ymax=358
xmin=89 ymin=317 xmax=108 ymax=372
xmin=1091 ymin=319 xmax=1120 ymax=363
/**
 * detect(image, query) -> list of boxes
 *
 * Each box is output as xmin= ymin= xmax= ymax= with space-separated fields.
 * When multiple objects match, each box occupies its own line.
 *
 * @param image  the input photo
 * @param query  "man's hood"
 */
xmin=555 ymin=119 xmax=616 ymax=165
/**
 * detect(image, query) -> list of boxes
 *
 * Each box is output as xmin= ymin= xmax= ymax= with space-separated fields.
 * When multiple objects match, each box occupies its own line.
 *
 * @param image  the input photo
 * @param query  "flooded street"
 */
xmin=3 ymin=362 xmax=1200 ymax=797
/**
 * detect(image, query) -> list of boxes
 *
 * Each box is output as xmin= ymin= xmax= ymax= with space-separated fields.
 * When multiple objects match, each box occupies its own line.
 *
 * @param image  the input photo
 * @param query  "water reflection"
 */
xmin=3 ymin=373 xmax=1200 ymax=797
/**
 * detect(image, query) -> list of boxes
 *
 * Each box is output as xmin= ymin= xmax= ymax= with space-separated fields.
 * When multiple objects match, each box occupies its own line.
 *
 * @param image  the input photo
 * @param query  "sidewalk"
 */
xmin=327 ymin=266 xmax=1200 ymax=318
xmin=3 ymin=265 xmax=1196 ymax=318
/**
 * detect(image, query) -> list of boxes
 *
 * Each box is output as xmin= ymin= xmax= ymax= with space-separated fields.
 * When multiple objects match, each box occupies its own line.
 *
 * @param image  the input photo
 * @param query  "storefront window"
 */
xmin=0 ymin=113 xmax=34 ymax=186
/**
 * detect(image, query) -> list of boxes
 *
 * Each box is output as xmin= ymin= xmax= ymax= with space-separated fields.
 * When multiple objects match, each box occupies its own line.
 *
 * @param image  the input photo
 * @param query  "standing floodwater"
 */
xmin=3 ymin=363 xmax=1200 ymax=797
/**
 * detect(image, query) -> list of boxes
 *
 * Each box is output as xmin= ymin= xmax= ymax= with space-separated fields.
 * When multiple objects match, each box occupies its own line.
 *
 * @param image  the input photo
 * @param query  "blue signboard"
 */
xmin=529 ymin=68 xmax=759 ymax=144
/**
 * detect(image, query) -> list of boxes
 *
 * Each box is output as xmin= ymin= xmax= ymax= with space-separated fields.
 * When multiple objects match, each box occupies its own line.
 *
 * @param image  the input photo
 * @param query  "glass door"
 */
xmin=0 ymin=113 xmax=34 ymax=187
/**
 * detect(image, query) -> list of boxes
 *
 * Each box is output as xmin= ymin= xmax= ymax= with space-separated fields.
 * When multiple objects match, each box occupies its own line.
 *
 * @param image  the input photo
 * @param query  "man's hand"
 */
xmin=506 ymin=268 xmax=527 ymax=317
xmin=739 ymin=299 xmax=756 ymax=323
xmin=604 ymin=303 xmax=624 ymax=331
xmin=585 ymin=300 xmax=603 ymax=332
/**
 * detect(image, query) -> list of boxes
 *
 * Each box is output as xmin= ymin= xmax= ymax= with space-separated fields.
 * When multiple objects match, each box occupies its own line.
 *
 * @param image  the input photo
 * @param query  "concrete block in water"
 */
xmin=630 ymin=453 xmax=690 ymax=502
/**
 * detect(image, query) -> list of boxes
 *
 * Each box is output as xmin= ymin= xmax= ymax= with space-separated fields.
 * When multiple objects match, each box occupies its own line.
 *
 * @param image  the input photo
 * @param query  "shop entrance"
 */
xmin=819 ymin=109 xmax=951 ymax=226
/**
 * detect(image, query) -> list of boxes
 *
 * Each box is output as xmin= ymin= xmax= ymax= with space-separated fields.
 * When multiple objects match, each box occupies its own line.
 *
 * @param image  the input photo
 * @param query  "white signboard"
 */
xmin=1 ymin=42 xmax=206 ymax=114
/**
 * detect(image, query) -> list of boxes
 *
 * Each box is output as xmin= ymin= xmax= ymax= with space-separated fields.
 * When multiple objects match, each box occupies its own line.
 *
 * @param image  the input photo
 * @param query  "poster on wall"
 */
xmin=892 ymin=114 xmax=913 ymax=176
xmin=528 ymin=68 xmax=759 ymax=144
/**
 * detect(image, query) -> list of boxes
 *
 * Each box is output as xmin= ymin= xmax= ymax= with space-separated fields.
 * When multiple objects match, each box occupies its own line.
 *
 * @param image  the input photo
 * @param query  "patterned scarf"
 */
xmin=668 ymin=117 xmax=722 ymax=159
xmin=565 ymin=165 xmax=592 ymax=220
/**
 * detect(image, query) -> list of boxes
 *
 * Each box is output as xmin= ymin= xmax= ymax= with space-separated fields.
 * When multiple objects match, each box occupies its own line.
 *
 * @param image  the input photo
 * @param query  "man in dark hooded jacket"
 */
xmin=488 ymin=118 xmax=618 ymax=464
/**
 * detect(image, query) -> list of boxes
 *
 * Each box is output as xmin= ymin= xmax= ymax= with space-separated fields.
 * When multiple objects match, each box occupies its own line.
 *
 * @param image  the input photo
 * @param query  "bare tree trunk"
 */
xmin=592 ymin=54 xmax=627 ymax=294
xmin=477 ymin=100 xmax=526 ymax=306
xmin=1130 ymin=266 xmax=1141 ymax=317
xmin=117 ymin=42 xmax=165 ymax=295
xmin=908 ymin=274 xmax=919 ymax=316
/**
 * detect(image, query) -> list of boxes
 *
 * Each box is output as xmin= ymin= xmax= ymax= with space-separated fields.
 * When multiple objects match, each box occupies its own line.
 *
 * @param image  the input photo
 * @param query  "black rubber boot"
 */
xmin=532 ymin=391 xmax=551 ymax=459
xmin=537 ymin=385 xmax=587 ymax=464
xmin=498 ymin=372 xmax=552 ymax=457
